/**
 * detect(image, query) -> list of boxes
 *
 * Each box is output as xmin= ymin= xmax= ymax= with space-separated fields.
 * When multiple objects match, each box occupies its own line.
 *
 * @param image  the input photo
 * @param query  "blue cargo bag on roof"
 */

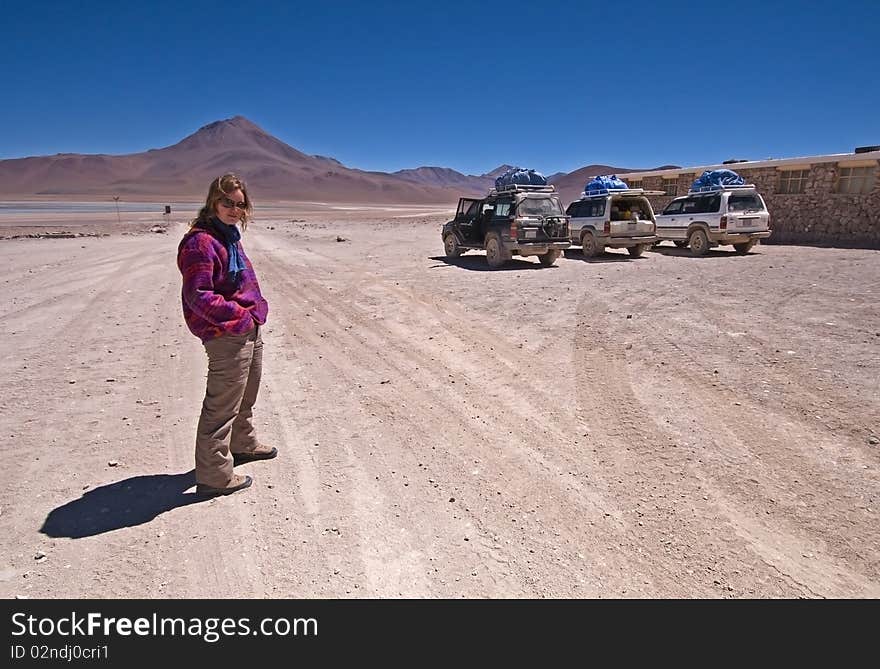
xmin=691 ymin=169 xmax=745 ymax=191
xmin=528 ymin=169 xmax=547 ymax=185
xmin=585 ymin=174 xmax=629 ymax=195
xmin=495 ymin=167 xmax=548 ymax=189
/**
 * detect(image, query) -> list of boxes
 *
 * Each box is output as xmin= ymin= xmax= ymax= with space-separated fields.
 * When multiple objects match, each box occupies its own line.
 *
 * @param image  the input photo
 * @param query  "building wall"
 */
xmin=623 ymin=159 xmax=880 ymax=248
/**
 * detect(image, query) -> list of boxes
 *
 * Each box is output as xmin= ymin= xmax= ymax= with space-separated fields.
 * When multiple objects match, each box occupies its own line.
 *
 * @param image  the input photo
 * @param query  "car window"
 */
xmin=684 ymin=195 xmax=721 ymax=214
xmin=728 ymin=194 xmax=764 ymax=212
xmin=495 ymin=203 xmax=511 ymax=217
xmin=612 ymin=197 xmax=651 ymax=219
xmin=568 ymin=201 xmax=595 ymax=217
xmin=699 ymin=195 xmax=721 ymax=213
xmin=517 ymin=197 xmax=563 ymax=217
xmin=570 ymin=199 xmax=605 ymax=217
xmin=662 ymin=200 xmax=683 ymax=215
xmin=460 ymin=200 xmax=481 ymax=217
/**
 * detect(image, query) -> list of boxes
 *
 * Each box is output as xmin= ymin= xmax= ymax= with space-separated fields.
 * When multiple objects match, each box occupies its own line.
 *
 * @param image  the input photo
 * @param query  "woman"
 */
xmin=177 ymin=173 xmax=276 ymax=496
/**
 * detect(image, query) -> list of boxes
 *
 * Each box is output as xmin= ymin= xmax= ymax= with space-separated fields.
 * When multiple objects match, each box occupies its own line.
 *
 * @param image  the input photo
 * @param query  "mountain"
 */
xmin=392 ymin=166 xmax=488 ymax=191
xmin=0 ymin=117 xmax=469 ymax=204
xmin=392 ymin=164 xmax=520 ymax=194
xmin=550 ymin=163 xmax=681 ymax=203
xmin=0 ymin=117 xmax=681 ymax=204
xmin=482 ymin=164 xmax=517 ymax=179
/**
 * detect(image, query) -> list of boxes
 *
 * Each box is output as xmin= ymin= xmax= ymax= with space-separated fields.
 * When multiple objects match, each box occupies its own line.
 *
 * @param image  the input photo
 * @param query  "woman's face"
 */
xmin=214 ymin=188 xmax=246 ymax=226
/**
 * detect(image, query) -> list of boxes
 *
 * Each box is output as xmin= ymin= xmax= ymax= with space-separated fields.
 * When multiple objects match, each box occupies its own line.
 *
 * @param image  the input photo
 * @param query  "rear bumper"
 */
xmin=601 ymin=234 xmax=658 ymax=248
xmin=511 ymin=241 xmax=570 ymax=254
xmin=710 ymin=230 xmax=772 ymax=244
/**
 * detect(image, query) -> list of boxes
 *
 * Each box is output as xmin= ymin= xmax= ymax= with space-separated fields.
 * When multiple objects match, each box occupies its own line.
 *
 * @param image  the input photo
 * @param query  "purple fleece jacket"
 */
xmin=177 ymin=224 xmax=269 ymax=343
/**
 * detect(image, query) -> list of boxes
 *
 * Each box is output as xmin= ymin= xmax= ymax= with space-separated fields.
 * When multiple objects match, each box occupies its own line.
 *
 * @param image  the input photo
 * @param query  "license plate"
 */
xmin=525 ymin=229 xmax=537 ymax=239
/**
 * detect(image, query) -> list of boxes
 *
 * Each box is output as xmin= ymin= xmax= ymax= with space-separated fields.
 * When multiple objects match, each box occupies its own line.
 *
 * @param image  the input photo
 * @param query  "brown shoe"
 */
xmin=232 ymin=446 xmax=278 ymax=465
xmin=196 ymin=474 xmax=253 ymax=497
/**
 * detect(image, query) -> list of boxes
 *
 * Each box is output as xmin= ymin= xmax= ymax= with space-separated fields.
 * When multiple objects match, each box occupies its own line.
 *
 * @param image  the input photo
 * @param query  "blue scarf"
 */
xmin=211 ymin=218 xmax=245 ymax=285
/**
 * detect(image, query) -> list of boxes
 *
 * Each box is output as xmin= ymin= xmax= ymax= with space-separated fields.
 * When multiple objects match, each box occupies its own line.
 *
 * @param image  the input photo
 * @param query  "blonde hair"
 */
xmin=191 ymin=173 xmax=253 ymax=229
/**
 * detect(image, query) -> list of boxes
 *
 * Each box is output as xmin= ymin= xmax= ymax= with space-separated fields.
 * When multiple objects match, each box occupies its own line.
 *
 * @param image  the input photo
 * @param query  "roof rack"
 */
xmin=688 ymin=184 xmax=757 ymax=194
xmin=490 ymin=183 xmax=557 ymax=195
xmin=579 ymin=188 xmax=665 ymax=198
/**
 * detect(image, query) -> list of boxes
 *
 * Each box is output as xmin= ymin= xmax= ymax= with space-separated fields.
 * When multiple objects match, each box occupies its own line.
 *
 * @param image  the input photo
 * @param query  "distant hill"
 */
xmin=392 ymin=164 xmax=517 ymax=194
xmin=0 ymin=117 xmax=466 ymax=204
xmin=0 ymin=117 xmax=680 ymax=205
xmin=482 ymin=164 xmax=517 ymax=179
xmin=392 ymin=166 xmax=489 ymax=192
xmin=396 ymin=163 xmax=683 ymax=203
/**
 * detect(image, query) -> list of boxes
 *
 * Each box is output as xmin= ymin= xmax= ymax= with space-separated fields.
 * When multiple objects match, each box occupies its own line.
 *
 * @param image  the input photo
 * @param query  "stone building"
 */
xmin=615 ymin=148 xmax=880 ymax=248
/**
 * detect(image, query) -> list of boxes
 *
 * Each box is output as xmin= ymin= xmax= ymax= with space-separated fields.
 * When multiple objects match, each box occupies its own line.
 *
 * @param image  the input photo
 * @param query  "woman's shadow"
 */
xmin=40 ymin=470 xmax=207 ymax=538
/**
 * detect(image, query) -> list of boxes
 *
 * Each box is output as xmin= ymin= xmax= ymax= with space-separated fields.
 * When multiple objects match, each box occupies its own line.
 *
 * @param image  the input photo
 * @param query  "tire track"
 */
xmin=573 ymin=288 xmax=879 ymax=597
xmin=254 ymin=241 xmax=667 ymax=596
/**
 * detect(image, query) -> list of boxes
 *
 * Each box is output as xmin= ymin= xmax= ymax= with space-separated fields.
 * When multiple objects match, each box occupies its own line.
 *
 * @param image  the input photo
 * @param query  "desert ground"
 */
xmin=0 ymin=202 xmax=878 ymax=599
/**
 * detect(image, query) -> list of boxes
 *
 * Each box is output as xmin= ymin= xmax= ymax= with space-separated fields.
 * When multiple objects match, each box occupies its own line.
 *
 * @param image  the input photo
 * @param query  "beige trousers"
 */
xmin=195 ymin=325 xmax=263 ymax=487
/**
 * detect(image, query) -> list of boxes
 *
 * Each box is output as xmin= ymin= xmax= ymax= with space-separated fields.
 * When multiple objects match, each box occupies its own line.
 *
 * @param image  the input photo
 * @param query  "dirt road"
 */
xmin=1 ymin=209 xmax=878 ymax=598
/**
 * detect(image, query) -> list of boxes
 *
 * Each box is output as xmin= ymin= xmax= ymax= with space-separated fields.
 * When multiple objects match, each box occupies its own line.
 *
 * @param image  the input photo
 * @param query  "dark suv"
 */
xmin=441 ymin=184 xmax=571 ymax=268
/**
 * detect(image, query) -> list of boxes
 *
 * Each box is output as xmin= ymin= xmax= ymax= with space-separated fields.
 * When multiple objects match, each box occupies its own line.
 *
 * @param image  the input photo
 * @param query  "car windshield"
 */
xmin=728 ymin=194 xmax=764 ymax=212
xmin=517 ymin=197 xmax=563 ymax=217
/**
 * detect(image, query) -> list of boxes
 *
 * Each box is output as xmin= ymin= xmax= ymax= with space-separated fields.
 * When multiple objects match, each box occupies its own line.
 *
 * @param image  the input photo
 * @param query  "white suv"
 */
xmin=654 ymin=184 xmax=771 ymax=255
xmin=565 ymin=189 xmax=659 ymax=257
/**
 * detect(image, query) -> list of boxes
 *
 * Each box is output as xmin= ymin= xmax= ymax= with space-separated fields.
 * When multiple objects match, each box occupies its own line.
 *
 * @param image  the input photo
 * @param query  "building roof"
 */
xmin=617 ymin=150 xmax=880 ymax=179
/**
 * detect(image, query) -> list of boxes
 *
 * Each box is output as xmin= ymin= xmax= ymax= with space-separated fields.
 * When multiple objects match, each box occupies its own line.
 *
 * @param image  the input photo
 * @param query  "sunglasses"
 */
xmin=218 ymin=196 xmax=246 ymax=210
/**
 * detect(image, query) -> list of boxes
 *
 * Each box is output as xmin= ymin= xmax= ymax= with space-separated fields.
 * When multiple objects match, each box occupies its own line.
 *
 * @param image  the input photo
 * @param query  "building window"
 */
xmin=778 ymin=169 xmax=810 ymax=194
xmin=836 ymin=165 xmax=877 ymax=194
xmin=663 ymin=181 xmax=678 ymax=196
xmin=628 ymin=179 xmax=642 ymax=190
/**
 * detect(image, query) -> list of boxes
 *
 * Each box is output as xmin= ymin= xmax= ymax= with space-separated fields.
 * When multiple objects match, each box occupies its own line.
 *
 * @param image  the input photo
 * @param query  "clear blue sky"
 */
xmin=3 ymin=0 xmax=878 ymax=175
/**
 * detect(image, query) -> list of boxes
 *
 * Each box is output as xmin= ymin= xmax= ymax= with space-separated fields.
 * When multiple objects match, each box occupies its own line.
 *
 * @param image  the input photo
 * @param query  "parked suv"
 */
xmin=654 ymin=185 xmax=772 ymax=255
xmin=565 ymin=189 xmax=659 ymax=257
xmin=442 ymin=184 xmax=571 ymax=268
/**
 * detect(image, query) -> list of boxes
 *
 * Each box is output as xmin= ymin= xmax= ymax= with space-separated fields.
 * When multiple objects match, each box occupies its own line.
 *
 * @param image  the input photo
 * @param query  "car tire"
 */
xmin=443 ymin=233 xmax=462 ymax=257
xmin=733 ymin=241 xmax=755 ymax=255
xmin=627 ymin=244 xmax=647 ymax=258
xmin=485 ymin=233 xmax=511 ymax=269
xmin=688 ymin=229 xmax=710 ymax=256
xmin=538 ymin=249 xmax=560 ymax=267
xmin=673 ymin=240 xmax=688 ymax=248
xmin=581 ymin=232 xmax=603 ymax=258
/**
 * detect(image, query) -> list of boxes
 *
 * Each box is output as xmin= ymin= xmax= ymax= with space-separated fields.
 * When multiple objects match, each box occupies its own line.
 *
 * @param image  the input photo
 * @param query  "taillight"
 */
xmin=510 ymin=220 xmax=518 ymax=238
xmin=603 ymin=220 xmax=610 ymax=234
xmin=720 ymin=215 xmax=728 ymax=230
xmin=766 ymin=213 xmax=771 ymax=227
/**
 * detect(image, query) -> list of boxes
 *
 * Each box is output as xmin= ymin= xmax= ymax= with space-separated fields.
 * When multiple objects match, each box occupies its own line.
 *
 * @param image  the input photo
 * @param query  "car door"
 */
xmin=454 ymin=198 xmax=483 ymax=242
xmin=657 ymin=199 xmax=685 ymax=239
xmin=565 ymin=200 xmax=586 ymax=240
xmin=726 ymin=192 xmax=769 ymax=232
xmin=608 ymin=195 xmax=631 ymax=238
xmin=610 ymin=196 xmax=654 ymax=238
xmin=568 ymin=198 xmax=604 ymax=240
